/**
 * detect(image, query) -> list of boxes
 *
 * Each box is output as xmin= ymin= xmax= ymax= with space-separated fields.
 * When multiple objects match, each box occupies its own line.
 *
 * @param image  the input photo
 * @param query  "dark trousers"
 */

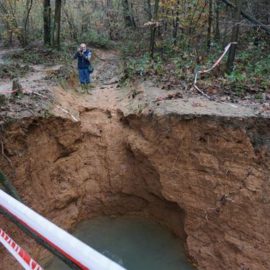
xmin=78 ymin=68 xmax=90 ymax=84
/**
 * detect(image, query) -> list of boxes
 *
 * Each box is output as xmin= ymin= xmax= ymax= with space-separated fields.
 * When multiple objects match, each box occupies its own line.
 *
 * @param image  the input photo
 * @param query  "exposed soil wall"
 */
xmin=0 ymin=107 xmax=269 ymax=270
xmin=125 ymin=114 xmax=270 ymax=270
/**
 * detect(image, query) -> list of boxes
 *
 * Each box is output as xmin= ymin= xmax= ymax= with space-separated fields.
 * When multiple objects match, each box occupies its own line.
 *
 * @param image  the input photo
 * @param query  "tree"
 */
xmin=226 ymin=0 xmax=242 ymax=74
xmin=207 ymin=0 xmax=213 ymax=51
xmin=149 ymin=0 xmax=160 ymax=58
xmin=54 ymin=0 xmax=62 ymax=49
xmin=23 ymin=0 xmax=34 ymax=46
xmin=172 ymin=0 xmax=180 ymax=46
xmin=122 ymin=0 xmax=136 ymax=27
xmin=0 ymin=0 xmax=23 ymax=46
xmin=214 ymin=0 xmax=220 ymax=41
xmin=220 ymin=0 xmax=270 ymax=35
xmin=44 ymin=0 xmax=51 ymax=45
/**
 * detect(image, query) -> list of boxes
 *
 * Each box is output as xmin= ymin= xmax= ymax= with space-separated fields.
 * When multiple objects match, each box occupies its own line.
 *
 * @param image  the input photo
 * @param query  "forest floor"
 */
xmin=0 ymin=46 xmax=270 ymax=124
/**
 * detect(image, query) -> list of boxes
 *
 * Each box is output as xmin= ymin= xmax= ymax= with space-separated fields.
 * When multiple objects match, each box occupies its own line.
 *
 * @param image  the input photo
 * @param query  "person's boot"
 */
xmin=86 ymin=84 xmax=93 ymax=94
xmin=80 ymin=84 xmax=86 ymax=93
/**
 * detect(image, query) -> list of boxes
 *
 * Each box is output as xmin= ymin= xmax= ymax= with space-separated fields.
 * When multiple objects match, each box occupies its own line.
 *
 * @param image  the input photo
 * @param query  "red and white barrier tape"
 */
xmin=0 ymin=228 xmax=43 ymax=270
xmin=0 ymin=190 xmax=126 ymax=270
xmin=0 ymin=90 xmax=18 ymax=94
xmin=193 ymin=42 xmax=237 ymax=99
xmin=0 ymin=89 xmax=46 ymax=97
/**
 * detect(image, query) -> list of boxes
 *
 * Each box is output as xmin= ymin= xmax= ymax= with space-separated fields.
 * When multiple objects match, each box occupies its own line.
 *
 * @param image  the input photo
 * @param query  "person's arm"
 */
xmin=73 ymin=48 xmax=83 ymax=60
xmin=85 ymin=51 xmax=92 ymax=61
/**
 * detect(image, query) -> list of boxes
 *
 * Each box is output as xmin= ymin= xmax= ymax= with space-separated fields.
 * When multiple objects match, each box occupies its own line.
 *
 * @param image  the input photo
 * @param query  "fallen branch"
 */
xmin=220 ymin=0 xmax=270 ymax=35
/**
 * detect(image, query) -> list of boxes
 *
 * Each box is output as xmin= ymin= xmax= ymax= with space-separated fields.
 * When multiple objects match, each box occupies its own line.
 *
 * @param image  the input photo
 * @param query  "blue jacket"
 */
xmin=74 ymin=49 xmax=92 ymax=69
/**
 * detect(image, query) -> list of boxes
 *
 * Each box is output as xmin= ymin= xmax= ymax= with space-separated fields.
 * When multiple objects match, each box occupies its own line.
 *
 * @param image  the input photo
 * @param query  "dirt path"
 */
xmin=1 ymin=47 xmax=269 ymax=123
xmin=0 ymin=48 xmax=62 ymax=95
xmin=0 ymin=47 xmax=126 ymax=123
xmin=86 ymin=49 xmax=122 ymax=108
xmin=52 ymin=49 xmax=125 ymax=120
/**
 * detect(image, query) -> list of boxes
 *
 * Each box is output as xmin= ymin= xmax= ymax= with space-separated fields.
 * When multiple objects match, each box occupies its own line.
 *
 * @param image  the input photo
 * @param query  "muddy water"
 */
xmin=46 ymin=216 xmax=196 ymax=270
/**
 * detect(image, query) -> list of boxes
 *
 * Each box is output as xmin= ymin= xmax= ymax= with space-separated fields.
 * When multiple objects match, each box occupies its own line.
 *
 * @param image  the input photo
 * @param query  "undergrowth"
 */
xmin=121 ymin=34 xmax=270 ymax=100
xmin=0 ymin=63 xmax=34 ymax=79
xmin=7 ymin=47 xmax=72 ymax=65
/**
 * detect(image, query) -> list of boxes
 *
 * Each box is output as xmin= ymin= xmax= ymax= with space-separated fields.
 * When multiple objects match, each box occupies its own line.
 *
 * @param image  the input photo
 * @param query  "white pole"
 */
xmin=0 ymin=190 xmax=126 ymax=270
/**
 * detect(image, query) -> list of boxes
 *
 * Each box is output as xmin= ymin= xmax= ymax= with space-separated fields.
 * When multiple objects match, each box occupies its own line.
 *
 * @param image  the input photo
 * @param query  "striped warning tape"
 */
xmin=0 ymin=190 xmax=126 ymax=270
xmin=0 ymin=228 xmax=43 ymax=270
xmin=193 ymin=42 xmax=237 ymax=99
xmin=0 ymin=89 xmax=18 ymax=94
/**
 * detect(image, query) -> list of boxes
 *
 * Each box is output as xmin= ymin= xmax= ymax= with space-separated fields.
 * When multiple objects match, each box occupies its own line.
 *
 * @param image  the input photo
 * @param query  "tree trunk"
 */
xmin=172 ymin=0 xmax=180 ymax=46
xmin=23 ymin=0 xmax=34 ymax=46
xmin=54 ymin=0 xmax=62 ymax=50
xmin=150 ymin=0 xmax=160 ymax=58
xmin=214 ymin=0 xmax=220 ymax=41
xmin=43 ymin=0 xmax=51 ymax=45
xmin=122 ymin=0 xmax=136 ymax=27
xmin=226 ymin=0 xmax=242 ymax=74
xmin=130 ymin=3 xmax=137 ymax=27
xmin=145 ymin=0 xmax=152 ymax=20
xmin=207 ymin=0 xmax=213 ymax=51
xmin=222 ymin=5 xmax=229 ymax=46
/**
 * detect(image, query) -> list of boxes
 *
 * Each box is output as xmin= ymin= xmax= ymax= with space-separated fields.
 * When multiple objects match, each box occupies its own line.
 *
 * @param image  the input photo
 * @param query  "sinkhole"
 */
xmin=46 ymin=216 xmax=196 ymax=270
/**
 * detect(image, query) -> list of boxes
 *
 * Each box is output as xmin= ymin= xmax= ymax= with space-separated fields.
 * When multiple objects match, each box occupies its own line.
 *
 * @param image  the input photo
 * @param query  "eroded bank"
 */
xmin=0 ymin=102 xmax=269 ymax=270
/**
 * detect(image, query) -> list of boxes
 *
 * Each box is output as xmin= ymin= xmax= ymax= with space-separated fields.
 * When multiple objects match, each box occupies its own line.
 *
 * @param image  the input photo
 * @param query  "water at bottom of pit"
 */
xmin=46 ymin=216 xmax=197 ymax=270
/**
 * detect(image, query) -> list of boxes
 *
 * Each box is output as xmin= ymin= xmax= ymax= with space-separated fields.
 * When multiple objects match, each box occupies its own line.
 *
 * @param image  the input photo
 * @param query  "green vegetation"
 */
xmin=0 ymin=0 xmax=269 ymax=101
xmin=122 ymin=36 xmax=270 ymax=99
xmin=8 ymin=47 xmax=71 ymax=65
xmin=80 ymin=30 xmax=113 ymax=49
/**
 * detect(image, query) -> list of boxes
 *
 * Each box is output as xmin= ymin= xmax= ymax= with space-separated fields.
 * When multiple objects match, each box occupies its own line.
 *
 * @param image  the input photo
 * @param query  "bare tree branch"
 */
xmin=220 ymin=0 xmax=270 ymax=35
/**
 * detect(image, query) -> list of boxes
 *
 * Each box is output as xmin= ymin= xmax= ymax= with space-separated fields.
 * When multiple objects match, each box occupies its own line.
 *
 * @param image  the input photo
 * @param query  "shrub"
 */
xmin=80 ymin=30 xmax=113 ymax=49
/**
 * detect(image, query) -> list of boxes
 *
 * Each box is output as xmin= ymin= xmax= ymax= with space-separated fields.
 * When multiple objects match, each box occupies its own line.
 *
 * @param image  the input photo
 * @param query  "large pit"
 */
xmin=46 ymin=216 xmax=196 ymax=270
xmin=0 ymin=101 xmax=270 ymax=270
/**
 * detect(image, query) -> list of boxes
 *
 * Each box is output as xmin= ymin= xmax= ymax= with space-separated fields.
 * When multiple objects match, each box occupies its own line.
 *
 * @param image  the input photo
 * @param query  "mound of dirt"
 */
xmin=0 ymin=89 xmax=53 ymax=125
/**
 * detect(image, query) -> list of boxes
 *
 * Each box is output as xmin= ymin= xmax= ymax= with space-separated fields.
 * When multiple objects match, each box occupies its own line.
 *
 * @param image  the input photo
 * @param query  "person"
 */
xmin=73 ymin=43 xmax=92 ymax=93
